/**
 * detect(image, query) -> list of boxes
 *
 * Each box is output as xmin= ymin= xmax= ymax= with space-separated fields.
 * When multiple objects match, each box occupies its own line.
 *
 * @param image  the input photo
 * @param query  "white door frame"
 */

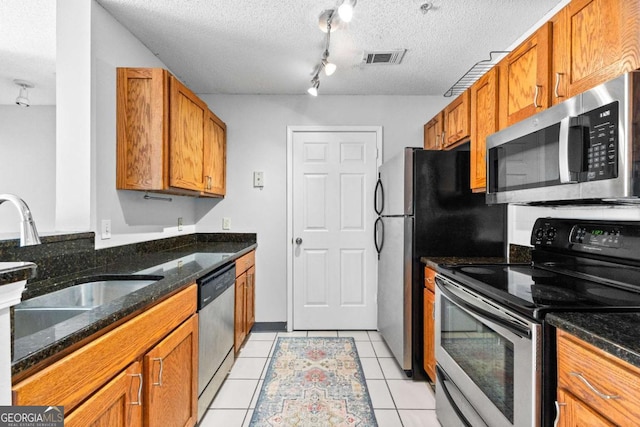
xmin=286 ymin=125 xmax=383 ymax=331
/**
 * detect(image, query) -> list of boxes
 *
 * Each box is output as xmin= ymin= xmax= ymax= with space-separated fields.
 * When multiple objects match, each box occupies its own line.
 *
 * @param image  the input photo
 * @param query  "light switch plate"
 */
xmin=178 ymin=217 xmax=183 ymax=231
xmin=101 ymin=219 xmax=111 ymax=240
xmin=222 ymin=217 xmax=231 ymax=230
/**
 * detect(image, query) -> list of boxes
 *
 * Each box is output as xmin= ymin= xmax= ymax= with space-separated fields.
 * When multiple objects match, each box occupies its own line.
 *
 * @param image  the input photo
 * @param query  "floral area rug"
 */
xmin=250 ymin=337 xmax=378 ymax=427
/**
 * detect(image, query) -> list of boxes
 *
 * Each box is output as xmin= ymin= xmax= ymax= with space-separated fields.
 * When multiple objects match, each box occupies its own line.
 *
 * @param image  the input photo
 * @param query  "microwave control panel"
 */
xmin=582 ymin=101 xmax=618 ymax=181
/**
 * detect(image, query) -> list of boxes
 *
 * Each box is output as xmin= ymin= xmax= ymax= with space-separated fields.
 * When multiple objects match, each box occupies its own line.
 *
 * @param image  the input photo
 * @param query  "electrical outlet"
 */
xmin=178 ymin=217 xmax=183 ymax=231
xmin=101 ymin=219 xmax=111 ymax=240
xmin=222 ymin=217 xmax=231 ymax=230
xmin=253 ymin=171 xmax=264 ymax=187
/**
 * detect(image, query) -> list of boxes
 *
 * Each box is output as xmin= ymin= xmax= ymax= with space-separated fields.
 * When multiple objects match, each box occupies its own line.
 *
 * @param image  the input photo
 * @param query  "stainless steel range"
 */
xmin=435 ymin=218 xmax=640 ymax=427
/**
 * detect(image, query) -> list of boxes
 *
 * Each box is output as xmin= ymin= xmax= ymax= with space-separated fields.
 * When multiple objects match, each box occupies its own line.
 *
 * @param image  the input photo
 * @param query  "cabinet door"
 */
xmin=144 ymin=315 xmax=198 ymax=427
xmin=203 ymin=110 xmax=226 ymax=196
xmin=443 ymin=91 xmax=470 ymax=148
xmin=116 ymin=68 xmax=168 ymax=191
xmin=423 ymin=112 xmax=443 ymax=150
xmin=470 ymin=67 xmax=498 ymax=191
xmin=234 ymin=273 xmax=247 ymax=353
xmin=558 ymin=0 xmax=640 ymax=98
xmin=246 ymin=266 xmax=255 ymax=333
xmin=499 ymin=23 xmax=551 ymax=127
xmin=169 ymin=76 xmax=206 ymax=193
xmin=65 ymin=362 xmax=143 ymax=427
xmin=556 ymin=389 xmax=615 ymax=427
xmin=423 ymin=288 xmax=436 ymax=381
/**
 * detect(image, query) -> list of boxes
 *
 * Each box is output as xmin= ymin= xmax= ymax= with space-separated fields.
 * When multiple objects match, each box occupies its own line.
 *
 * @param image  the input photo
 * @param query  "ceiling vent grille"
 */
xmin=361 ymin=49 xmax=407 ymax=65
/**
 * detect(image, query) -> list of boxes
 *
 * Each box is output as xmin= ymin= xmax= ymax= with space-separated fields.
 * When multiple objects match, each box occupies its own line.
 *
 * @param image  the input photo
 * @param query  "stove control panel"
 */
xmin=570 ymin=225 xmax=622 ymax=248
xmin=531 ymin=218 xmax=640 ymax=261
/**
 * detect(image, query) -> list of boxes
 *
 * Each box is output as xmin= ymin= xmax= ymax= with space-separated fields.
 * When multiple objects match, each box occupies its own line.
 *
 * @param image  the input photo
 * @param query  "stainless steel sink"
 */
xmin=13 ymin=275 xmax=163 ymax=339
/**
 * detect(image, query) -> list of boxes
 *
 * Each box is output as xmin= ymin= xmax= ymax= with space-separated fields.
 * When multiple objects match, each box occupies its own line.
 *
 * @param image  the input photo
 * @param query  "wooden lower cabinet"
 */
xmin=64 ymin=362 xmax=143 ymax=427
xmin=13 ymin=285 xmax=198 ymax=427
xmin=556 ymin=389 xmax=614 ymax=427
xmin=423 ymin=267 xmax=436 ymax=381
xmin=234 ymin=250 xmax=256 ymax=353
xmin=556 ymin=329 xmax=640 ymax=426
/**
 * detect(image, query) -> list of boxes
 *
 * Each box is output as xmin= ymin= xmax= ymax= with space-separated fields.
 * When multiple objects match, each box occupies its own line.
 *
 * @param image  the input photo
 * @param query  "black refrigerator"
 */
xmin=374 ymin=147 xmax=506 ymax=379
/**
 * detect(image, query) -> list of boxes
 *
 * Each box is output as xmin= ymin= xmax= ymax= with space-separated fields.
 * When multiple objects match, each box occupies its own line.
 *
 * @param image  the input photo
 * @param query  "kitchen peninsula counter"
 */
xmin=10 ymin=233 xmax=256 ymax=379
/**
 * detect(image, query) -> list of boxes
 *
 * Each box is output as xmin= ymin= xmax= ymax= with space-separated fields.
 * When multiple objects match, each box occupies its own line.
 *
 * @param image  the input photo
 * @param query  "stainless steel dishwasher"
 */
xmin=197 ymin=262 xmax=235 ymax=422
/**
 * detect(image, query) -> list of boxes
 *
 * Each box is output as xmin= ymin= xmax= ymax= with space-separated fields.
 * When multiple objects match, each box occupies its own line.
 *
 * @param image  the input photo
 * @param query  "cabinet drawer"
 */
xmin=557 ymin=330 xmax=640 ymax=425
xmin=236 ymin=250 xmax=255 ymax=276
xmin=424 ymin=267 xmax=436 ymax=293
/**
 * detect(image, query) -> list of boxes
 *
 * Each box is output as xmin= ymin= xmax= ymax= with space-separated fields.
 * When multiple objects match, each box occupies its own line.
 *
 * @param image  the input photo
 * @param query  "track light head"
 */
xmin=14 ymin=79 xmax=34 ymax=107
xmin=307 ymin=78 xmax=320 ymax=96
xmin=338 ymin=0 xmax=357 ymax=22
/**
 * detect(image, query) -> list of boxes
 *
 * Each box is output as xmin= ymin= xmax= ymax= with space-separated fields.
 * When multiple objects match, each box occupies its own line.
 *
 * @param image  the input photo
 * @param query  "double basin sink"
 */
xmin=13 ymin=275 xmax=163 ymax=339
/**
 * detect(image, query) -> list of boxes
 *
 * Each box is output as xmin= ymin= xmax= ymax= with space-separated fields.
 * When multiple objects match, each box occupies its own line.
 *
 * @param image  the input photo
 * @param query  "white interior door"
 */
xmin=291 ymin=129 xmax=379 ymax=330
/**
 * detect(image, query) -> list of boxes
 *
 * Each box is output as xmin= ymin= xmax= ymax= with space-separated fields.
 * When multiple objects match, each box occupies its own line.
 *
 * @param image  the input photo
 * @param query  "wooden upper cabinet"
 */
xmin=203 ymin=110 xmax=227 ymax=196
xmin=116 ymin=67 xmax=226 ymax=198
xmin=169 ymin=76 xmax=206 ymax=193
xmin=116 ymin=68 xmax=168 ymax=191
xmin=423 ymin=112 xmax=444 ymax=150
xmin=499 ymin=23 xmax=551 ymax=128
xmin=443 ymin=90 xmax=470 ymax=148
xmin=552 ymin=0 xmax=640 ymax=101
xmin=470 ymin=67 xmax=499 ymax=192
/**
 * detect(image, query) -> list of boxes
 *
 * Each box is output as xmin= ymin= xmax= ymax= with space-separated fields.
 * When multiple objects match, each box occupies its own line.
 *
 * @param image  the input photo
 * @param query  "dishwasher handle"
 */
xmin=198 ymin=262 xmax=236 ymax=310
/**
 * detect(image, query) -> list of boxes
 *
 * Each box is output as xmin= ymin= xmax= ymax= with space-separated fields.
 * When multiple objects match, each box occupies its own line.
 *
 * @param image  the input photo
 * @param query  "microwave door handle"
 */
xmin=559 ymin=116 xmax=577 ymax=183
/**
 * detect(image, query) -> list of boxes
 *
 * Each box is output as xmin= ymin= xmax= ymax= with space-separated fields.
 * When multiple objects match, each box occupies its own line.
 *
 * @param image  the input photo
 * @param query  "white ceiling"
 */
xmin=1 ymin=0 xmax=565 ymax=105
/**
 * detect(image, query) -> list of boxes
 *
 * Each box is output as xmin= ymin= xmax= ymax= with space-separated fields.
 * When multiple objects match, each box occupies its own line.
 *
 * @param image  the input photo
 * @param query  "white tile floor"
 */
xmin=199 ymin=330 xmax=441 ymax=427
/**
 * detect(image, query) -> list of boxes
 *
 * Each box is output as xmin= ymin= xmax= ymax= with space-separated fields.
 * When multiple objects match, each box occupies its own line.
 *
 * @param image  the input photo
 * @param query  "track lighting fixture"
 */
xmin=306 ymin=1 xmax=356 ymax=95
xmin=307 ymin=76 xmax=320 ymax=96
xmin=14 ymin=80 xmax=34 ymax=107
xmin=338 ymin=0 xmax=357 ymax=23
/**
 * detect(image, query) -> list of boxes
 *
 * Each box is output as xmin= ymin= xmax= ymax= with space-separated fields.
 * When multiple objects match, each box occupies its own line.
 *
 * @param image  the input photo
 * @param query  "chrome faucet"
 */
xmin=0 ymin=194 xmax=41 ymax=246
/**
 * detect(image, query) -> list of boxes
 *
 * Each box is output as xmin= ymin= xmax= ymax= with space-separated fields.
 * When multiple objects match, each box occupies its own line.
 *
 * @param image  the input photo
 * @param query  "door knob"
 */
xmin=295 ymin=238 xmax=303 ymax=245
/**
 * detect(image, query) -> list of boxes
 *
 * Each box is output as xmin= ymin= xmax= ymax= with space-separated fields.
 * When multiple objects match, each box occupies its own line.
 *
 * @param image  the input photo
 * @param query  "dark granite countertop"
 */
xmin=0 ymin=262 xmax=37 ymax=286
xmin=11 ymin=240 xmax=256 ymax=377
xmin=420 ymin=256 xmax=506 ymax=270
xmin=547 ymin=312 xmax=640 ymax=369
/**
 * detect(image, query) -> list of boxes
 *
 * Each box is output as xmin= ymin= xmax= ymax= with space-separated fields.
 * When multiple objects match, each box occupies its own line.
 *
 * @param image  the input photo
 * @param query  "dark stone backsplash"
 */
xmin=0 ymin=232 xmax=257 ymax=300
xmin=509 ymin=244 xmax=532 ymax=263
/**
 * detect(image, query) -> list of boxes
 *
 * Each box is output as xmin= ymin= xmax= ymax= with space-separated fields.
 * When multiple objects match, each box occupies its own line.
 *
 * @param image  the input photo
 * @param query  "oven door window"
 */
xmin=440 ymin=297 xmax=514 ymax=423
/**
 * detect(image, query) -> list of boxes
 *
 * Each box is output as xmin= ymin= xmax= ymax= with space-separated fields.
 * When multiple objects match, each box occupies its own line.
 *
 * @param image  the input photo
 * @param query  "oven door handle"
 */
xmin=438 ymin=279 xmax=532 ymax=339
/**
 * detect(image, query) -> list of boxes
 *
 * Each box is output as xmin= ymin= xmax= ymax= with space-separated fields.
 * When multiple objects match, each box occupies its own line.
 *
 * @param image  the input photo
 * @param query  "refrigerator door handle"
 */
xmin=374 ymin=217 xmax=384 ymax=258
xmin=374 ymin=175 xmax=384 ymax=216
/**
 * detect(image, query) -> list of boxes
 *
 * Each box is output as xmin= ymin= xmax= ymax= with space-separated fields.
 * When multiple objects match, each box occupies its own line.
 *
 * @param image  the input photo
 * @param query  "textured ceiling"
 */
xmin=1 ymin=0 xmax=565 ymax=104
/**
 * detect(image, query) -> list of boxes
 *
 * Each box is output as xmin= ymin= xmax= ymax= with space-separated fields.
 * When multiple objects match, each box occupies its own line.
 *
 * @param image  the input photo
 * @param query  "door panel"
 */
xmin=293 ymin=130 xmax=378 ymax=330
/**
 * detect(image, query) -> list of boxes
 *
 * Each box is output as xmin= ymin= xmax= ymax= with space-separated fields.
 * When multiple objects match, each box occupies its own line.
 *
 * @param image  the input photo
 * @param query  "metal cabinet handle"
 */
xmin=295 ymin=237 xmax=303 ymax=245
xmin=441 ymin=131 xmax=446 ymax=148
xmin=153 ymin=357 xmax=164 ymax=386
xmin=569 ymin=371 xmax=620 ymax=399
xmin=554 ymin=73 xmax=564 ymax=98
xmin=554 ymin=401 xmax=566 ymax=427
xmin=129 ymin=373 xmax=143 ymax=405
xmin=533 ymin=85 xmax=542 ymax=108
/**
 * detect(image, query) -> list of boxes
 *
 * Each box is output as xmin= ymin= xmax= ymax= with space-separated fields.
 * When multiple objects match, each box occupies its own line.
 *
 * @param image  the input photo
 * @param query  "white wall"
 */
xmin=0 ymin=106 xmax=56 ymax=234
xmin=196 ymin=94 xmax=448 ymax=322
xmin=91 ymin=2 xmax=198 ymax=248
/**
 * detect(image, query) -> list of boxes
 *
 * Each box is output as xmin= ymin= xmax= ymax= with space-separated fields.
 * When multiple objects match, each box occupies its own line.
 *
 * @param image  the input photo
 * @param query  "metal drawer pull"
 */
xmin=554 ymin=401 xmax=566 ymax=427
xmin=569 ymin=371 xmax=620 ymax=399
xmin=533 ymin=85 xmax=541 ymax=108
xmin=129 ymin=373 xmax=143 ymax=405
xmin=153 ymin=357 xmax=164 ymax=386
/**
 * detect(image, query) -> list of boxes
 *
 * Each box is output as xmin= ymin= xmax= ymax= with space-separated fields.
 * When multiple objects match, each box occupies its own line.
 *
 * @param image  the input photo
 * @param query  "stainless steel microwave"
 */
xmin=486 ymin=71 xmax=640 ymax=205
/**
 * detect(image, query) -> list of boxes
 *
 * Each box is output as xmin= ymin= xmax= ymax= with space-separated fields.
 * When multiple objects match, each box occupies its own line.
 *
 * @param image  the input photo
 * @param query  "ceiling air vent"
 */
xmin=361 ymin=49 xmax=407 ymax=65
